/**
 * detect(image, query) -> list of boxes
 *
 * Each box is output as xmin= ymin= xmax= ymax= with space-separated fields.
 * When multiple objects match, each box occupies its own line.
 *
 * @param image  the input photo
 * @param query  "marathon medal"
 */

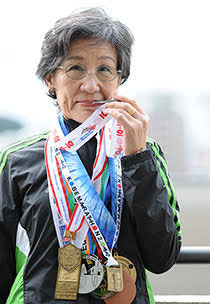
xmin=104 ymin=270 xmax=137 ymax=304
xmin=114 ymin=254 xmax=137 ymax=283
xmin=54 ymin=243 xmax=81 ymax=300
xmin=91 ymin=265 xmax=115 ymax=300
xmin=78 ymin=254 xmax=104 ymax=294
xmin=106 ymin=264 xmax=123 ymax=292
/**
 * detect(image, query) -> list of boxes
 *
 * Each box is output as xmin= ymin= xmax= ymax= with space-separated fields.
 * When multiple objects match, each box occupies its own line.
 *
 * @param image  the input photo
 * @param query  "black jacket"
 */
xmin=0 ymin=130 xmax=181 ymax=304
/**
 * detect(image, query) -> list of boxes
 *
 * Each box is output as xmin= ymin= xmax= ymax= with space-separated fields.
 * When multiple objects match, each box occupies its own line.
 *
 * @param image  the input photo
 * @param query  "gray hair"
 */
xmin=36 ymin=7 xmax=134 ymax=99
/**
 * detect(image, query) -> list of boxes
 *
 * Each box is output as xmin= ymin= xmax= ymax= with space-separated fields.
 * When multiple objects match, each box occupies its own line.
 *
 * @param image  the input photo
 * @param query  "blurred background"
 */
xmin=1 ymin=0 xmax=210 ymax=295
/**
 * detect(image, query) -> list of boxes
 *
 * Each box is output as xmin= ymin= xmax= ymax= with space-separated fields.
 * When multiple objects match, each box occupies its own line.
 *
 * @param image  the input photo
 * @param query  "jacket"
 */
xmin=0 ymin=131 xmax=181 ymax=304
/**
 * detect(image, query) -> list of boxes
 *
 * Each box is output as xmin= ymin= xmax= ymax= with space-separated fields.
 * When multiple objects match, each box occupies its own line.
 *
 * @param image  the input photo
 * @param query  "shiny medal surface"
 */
xmin=78 ymin=254 xmax=104 ymax=294
xmin=54 ymin=242 xmax=81 ymax=300
xmin=104 ymin=270 xmax=137 ymax=304
xmin=107 ymin=264 xmax=123 ymax=292
xmin=114 ymin=254 xmax=137 ymax=283
xmin=91 ymin=265 xmax=115 ymax=300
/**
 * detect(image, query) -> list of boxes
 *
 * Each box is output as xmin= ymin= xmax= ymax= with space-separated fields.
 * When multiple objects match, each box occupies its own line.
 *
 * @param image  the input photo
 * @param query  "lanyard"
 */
xmin=45 ymin=106 xmax=124 ymax=265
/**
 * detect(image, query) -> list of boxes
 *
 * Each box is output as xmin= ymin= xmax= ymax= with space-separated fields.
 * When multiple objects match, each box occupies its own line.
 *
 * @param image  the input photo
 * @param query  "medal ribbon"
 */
xmin=45 ymin=105 xmax=124 ymax=265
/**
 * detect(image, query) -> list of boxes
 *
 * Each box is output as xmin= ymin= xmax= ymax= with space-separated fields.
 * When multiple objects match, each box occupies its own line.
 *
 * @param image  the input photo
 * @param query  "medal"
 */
xmin=114 ymin=254 xmax=137 ymax=283
xmin=78 ymin=254 xmax=104 ymax=294
xmin=107 ymin=264 xmax=123 ymax=292
xmin=54 ymin=243 xmax=81 ymax=300
xmin=91 ymin=265 xmax=115 ymax=300
xmin=104 ymin=270 xmax=136 ymax=304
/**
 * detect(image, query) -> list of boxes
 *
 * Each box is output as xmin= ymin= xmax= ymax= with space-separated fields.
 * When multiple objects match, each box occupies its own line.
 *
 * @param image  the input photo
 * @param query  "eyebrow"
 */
xmin=66 ymin=56 xmax=84 ymax=61
xmin=65 ymin=55 xmax=116 ymax=63
xmin=98 ymin=56 xmax=116 ymax=63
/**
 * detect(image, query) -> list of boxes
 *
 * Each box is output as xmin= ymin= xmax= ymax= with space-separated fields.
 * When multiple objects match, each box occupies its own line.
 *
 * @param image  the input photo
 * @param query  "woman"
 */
xmin=0 ymin=7 xmax=181 ymax=304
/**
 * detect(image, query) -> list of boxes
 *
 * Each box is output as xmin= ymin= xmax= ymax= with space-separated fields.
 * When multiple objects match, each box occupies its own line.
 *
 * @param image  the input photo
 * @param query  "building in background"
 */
xmin=147 ymin=94 xmax=187 ymax=174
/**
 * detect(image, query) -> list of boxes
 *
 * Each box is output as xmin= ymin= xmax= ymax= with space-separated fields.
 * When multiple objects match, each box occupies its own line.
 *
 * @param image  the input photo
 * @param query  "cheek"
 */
xmin=105 ymin=83 xmax=120 ymax=97
xmin=56 ymin=81 xmax=75 ymax=102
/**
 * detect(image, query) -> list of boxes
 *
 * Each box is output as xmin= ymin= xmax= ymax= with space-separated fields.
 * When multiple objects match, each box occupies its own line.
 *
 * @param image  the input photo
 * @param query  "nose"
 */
xmin=80 ymin=73 xmax=100 ymax=94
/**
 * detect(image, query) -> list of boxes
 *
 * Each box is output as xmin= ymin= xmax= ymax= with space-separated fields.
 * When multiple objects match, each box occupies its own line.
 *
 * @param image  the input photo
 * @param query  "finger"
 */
xmin=105 ymin=101 xmax=143 ymax=121
xmin=103 ymin=107 xmax=142 ymax=129
xmin=112 ymin=95 xmax=147 ymax=116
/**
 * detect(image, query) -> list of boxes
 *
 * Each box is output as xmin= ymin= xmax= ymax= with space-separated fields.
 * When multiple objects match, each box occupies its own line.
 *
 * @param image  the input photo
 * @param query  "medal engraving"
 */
xmin=79 ymin=254 xmax=104 ymax=294
xmin=54 ymin=243 xmax=81 ymax=300
xmin=107 ymin=264 xmax=123 ymax=292
xmin=91 ymin=265 xmax=115 ymax=300
xmin=114 ymin=255 xmax=137 ymax=283
xmin=58 ymin=242 xmax=81 ymax=271
xmin=104 ymin=270 xmax=136 ymax=304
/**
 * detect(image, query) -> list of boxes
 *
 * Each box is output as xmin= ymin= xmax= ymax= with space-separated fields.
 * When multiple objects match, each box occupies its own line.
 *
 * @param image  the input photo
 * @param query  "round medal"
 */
xmin=114 ymin=255 xmax=137 ymax=282
xmin=91 ymin=265 xmax=115 ymax=300
xmin=78 ymin=254 xmax=104 ymax=294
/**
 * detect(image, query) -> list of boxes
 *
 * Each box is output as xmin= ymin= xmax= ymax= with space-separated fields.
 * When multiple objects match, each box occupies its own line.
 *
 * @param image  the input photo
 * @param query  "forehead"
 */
xmin=66 ymin=39 xmax=118 ymax=63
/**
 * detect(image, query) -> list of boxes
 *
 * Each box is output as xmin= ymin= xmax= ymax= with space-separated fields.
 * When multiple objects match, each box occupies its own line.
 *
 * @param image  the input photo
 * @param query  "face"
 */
xmin=46 ymin=39 xmax=121 ymax=122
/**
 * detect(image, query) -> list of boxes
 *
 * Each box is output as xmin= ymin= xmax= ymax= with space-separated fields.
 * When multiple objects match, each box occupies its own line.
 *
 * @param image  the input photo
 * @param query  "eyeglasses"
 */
xmin=57 ymin=63 xmax=121 ymax=82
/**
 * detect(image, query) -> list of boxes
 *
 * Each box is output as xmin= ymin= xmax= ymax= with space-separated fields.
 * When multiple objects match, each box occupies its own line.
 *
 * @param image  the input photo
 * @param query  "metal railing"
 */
xmin=176 ymin=246 xmax=210 ymax=264
xmin=155 ymin=246 xmax=210 ymax=303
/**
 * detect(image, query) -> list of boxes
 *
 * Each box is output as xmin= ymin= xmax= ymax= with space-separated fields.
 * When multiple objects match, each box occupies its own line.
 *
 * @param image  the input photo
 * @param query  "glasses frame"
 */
xmin=57 ymin=63 xmax=121 ymax=82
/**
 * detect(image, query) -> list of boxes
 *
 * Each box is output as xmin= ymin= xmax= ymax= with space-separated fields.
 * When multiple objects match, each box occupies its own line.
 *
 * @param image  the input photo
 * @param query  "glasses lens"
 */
xmin=66 ymin=64 xmax=87 ymax=80
xmin=96 ymin=65 xmax=117 ymax=82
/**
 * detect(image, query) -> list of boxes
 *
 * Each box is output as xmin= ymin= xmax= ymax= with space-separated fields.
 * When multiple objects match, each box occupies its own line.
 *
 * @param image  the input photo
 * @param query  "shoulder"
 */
xmin=0 ymin=131 xmax=50 ymax=174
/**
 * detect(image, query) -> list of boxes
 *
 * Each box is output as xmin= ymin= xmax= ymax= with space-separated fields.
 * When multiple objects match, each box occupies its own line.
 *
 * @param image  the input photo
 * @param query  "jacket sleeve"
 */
xmin=121 ymin=139 xmax=181 ymax=274
xmin=0 ymin=153 xmax=20 ymax=303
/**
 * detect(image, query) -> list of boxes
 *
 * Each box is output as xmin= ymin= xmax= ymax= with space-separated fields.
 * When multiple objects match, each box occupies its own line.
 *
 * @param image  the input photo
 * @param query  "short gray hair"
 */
xmin=36 ymin=7 xmax=134 ymax=99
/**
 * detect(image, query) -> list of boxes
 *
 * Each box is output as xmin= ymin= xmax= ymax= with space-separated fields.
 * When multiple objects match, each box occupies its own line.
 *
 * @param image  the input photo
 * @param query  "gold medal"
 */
xmin=54 ymin=243 xmax=81 ymax=300
xmin=114 ymin=254 xmax=137 ymax=283
xmin=107 ymin=264 xmax=123 ymax=292
xmin=104 ymin=270 xmax=136 ymax=304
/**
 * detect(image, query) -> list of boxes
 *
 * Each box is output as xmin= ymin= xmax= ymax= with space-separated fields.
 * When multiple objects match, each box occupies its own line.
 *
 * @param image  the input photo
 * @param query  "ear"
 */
xmin=117 ymin=74 xmax=122 ymax=86
xmin=45 ymin=73 xmax=55 ymax=90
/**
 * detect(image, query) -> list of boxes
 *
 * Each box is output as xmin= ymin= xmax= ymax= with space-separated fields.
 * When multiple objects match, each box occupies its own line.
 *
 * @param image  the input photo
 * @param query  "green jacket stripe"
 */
xmin=147 ymin=138 xmax=182 ymax=241
xmin=0 ymin=131 xmax=49 ymax=174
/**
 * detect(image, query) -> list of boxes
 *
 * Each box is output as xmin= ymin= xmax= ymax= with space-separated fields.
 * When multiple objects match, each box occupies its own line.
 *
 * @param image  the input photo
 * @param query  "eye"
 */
xmin=97 ymin=65 xmax=114 ymax=74
xmin=66 ymin=64 xmax=85 ymax=72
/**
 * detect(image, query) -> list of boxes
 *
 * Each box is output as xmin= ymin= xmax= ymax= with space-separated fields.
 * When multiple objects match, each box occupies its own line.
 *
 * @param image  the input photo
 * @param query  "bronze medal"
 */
xmin=104 ymin=270 xmax=136 ymax=304
xmin=54 ymin=243 xmax=81 ymax=300
xmin=114 ymin=255 xmax=137 ymax=283
xmin=107 ymin=264 xmax=123 ymax=292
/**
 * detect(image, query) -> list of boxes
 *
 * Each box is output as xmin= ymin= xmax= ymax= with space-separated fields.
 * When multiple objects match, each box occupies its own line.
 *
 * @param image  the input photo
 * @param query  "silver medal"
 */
xmin=78 ymin=254 xmax=104 ymax=294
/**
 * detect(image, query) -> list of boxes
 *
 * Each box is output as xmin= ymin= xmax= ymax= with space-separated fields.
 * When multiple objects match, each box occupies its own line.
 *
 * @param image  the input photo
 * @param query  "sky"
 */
xmin=1 ymin=0 xmax=210 ymax=133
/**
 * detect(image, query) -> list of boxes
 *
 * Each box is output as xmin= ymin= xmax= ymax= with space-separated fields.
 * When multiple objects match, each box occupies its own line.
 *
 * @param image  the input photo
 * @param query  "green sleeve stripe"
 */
xmin=144 ymin=267 xmax=155 ymax=304
xmin=156 ymin=158 xmax=172 ymax=202
xmin=154 ymin=141 xmax=178 ymax=211
xmin=0 ymin=130 xmax=49 ymax=162
xmin=146 ymin=138 xmax=182 ymax=239
xmin=147 ymin=138 xmax=176 ymax=205
xmin=0 ymin=131 xmax=49 ymax=174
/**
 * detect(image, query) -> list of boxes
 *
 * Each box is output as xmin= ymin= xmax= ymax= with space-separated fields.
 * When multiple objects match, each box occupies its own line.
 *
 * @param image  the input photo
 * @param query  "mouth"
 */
xmin=76 ymin=100 xmax=104 ymax=107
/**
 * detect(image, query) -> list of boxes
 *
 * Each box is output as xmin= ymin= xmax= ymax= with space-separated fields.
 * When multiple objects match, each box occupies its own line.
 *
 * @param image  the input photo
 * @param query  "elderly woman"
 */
xmin=0 ymin=7 xmax=181 ymax=304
